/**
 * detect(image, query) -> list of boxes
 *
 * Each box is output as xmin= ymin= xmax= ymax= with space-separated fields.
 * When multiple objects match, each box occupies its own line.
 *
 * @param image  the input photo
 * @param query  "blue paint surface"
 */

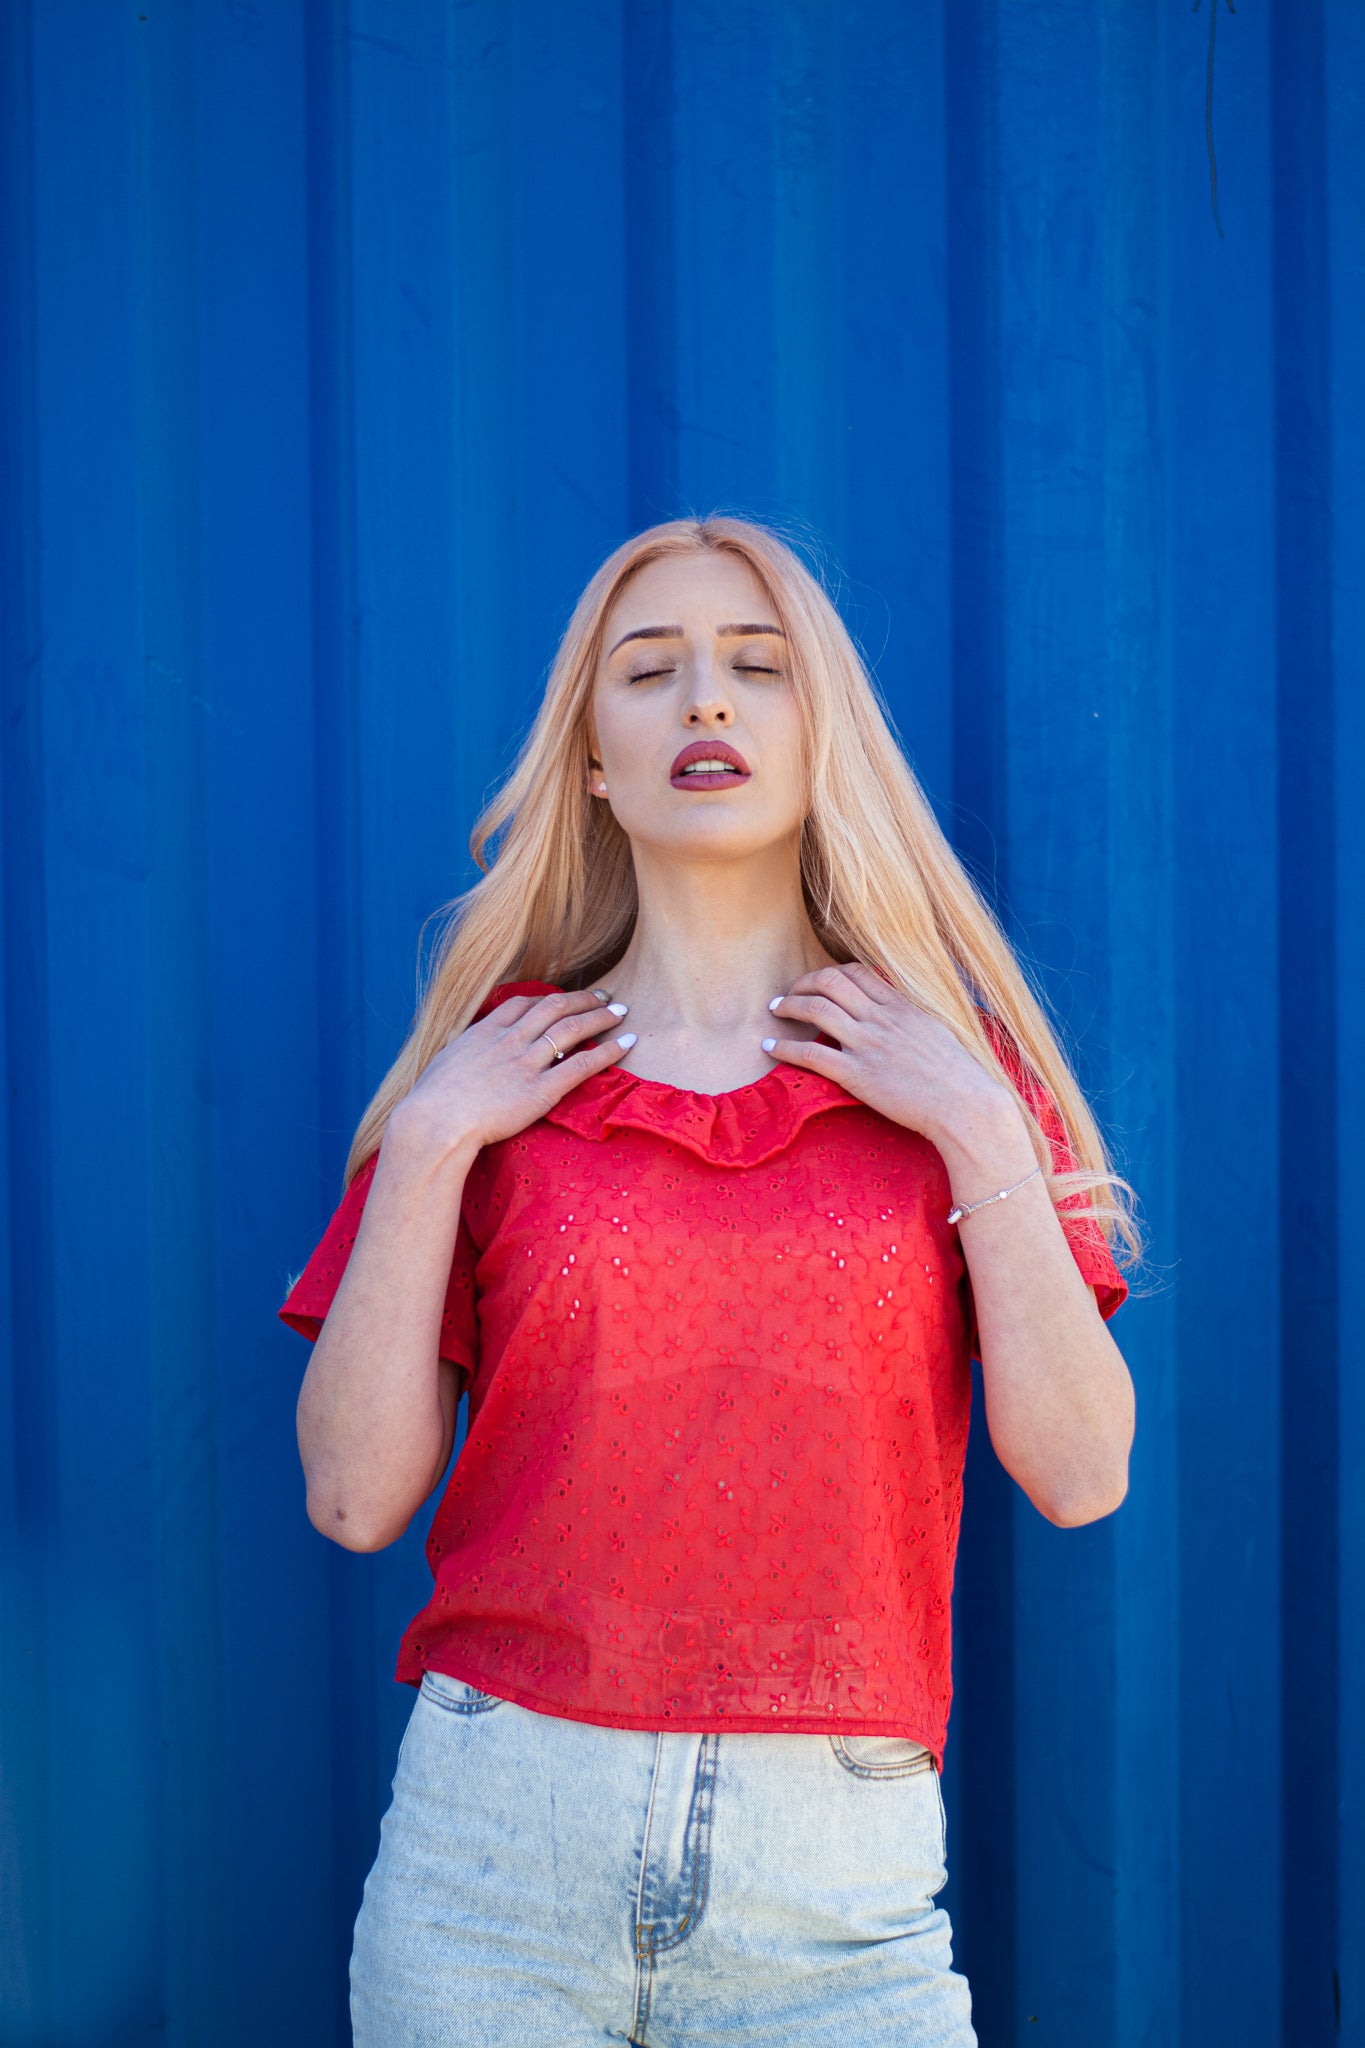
xmin=1 ymin=2 xmax=1359 ymax=2042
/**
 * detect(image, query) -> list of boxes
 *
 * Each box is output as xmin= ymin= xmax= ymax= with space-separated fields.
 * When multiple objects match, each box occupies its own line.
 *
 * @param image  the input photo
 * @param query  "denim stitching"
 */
xmin=928 ymin=1764 xmax=950 ymax=1897
xmin=631 ymin=1734 xmax=666 ymax=2038
xmin=390 ymin=1713 xmax=418 ymax=1786
xmin=419 ymin=1672 xmax=502 ymax=1716
xmin=828 ymin=1734 xmax=935 ymax=1779
xmin=649 ymin=1732 xmax=717 ymax=1956
xmin=632 ymin=1729 xmax=718 ymax=2031
xmin=631 ymin=1954 xmax=655 ymax=2048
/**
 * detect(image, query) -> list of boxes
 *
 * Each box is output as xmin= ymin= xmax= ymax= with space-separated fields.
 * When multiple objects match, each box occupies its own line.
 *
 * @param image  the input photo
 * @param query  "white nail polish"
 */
xmin=606 ymin=1002 xmax=629 ymax=1017
xmin=768 ymin=995 xmax=784 ymax=1012
xmin=616 ymin=1032 xmax=637 ymax=1050
xmin=761 ymin=1037 xmax=778 ymax=1053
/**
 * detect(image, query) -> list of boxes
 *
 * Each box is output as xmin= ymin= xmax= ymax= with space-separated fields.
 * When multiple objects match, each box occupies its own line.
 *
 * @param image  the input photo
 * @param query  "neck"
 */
xmin=599 ymin=843 xmax=836 ymax=1087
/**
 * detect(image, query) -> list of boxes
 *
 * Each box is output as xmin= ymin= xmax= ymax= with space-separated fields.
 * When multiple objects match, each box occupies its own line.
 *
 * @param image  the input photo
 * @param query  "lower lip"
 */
xmin=669 ymin=768 xmax=751 ymax=790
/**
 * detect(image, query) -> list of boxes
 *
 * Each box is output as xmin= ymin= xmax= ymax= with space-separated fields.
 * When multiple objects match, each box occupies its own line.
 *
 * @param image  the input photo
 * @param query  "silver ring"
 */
xmin=541 ymin=1030 xmax=564 ymax=1063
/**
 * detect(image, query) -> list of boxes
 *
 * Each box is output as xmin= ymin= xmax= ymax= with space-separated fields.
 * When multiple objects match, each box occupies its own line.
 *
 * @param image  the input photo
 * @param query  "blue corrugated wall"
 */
xmin=1 ymin=2 xmax=1360 ymax=2042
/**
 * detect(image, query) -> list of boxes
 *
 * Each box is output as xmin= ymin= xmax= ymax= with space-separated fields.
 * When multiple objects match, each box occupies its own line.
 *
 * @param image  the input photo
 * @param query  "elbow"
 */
xmin=1037 ymin=1470 xmax=1130 ymax=1528
xmin=305 ymin=1486 xmax=408 ymax=1553
xmin=298 ymin=1425 xmax=415 ymax=1551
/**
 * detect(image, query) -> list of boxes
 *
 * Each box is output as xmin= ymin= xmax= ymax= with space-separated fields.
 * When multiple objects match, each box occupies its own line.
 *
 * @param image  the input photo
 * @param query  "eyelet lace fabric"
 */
xmin=279 ymin=982 xmax=1128 ymax=1766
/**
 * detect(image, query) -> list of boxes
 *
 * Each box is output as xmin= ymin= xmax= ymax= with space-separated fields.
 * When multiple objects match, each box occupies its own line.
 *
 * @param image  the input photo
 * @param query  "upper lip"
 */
xmin=669 ymin=739 xmax=751 ymax=778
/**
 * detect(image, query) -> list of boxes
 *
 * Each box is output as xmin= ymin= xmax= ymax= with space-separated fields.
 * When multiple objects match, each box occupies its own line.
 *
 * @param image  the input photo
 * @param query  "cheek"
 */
xmin=597 ymin=716 xmax=653 ymax=788
xmin=759 ymin=706 xmax=810 ymax=815
xmin=592 ymin=686 xmax=656 ymax=765
xmin=593 ymin=713 xmax=664 ymax=817
xmin=589 ymin=701 xmax=629 ymax=781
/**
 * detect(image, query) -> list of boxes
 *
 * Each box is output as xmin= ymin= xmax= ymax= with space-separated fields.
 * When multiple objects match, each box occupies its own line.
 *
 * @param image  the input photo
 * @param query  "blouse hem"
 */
xmin=399 ymin=1651 xmax=946 ymax=1773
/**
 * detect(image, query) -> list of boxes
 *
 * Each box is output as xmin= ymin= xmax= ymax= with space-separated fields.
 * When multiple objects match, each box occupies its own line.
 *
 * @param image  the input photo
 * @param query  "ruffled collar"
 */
xmin=476 ymin=980 xmax=862 ymax=1166
xmin=544 ymin=1059 xmax=862 ymax=1168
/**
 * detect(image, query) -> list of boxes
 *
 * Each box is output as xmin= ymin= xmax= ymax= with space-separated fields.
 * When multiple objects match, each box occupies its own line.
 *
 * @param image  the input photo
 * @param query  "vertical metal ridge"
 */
xmin=0 ymin=0 xmax=55 ymax=2029
xmin=943 ymin=4 xmax=1018 ymax=2037
xmin=304 ymin=3 xmax=376 ymax=2020
xmin=133 ymin=0 xmax=231 ymax=2033
xmin=1101 ymin=2 xmax=1182 ymax=2038
xmin=1271 ymin=1 xmax=1339 ymax=2039
xmin=624 ymin=0 xmax=678 ymax=528
xmin=1323 ymin=5 xmax=1365 ymax=2034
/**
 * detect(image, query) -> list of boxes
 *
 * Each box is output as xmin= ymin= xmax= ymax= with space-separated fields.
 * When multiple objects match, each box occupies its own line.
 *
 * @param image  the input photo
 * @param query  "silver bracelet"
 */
xmin=946 ymin=1164 xmax=1042 ymax=1226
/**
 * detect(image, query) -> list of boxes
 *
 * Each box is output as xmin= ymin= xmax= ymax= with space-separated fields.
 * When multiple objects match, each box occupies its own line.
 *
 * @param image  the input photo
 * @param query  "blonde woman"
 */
xmin=279 ymin=516 xmax=1138 ymax=2047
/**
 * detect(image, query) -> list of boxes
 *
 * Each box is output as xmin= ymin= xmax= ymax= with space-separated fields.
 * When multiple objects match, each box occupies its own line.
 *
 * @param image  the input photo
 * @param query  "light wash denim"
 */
xmin=350 ymin=1670 xmax=977 ymax=2047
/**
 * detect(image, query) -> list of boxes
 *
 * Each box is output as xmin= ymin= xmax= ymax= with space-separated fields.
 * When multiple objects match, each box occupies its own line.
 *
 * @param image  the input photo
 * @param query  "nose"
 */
xmin=681 ymin=652 xmax=736 ymax=728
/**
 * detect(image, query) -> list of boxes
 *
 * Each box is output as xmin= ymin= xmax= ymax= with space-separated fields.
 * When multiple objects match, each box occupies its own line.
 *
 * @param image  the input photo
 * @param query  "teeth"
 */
xmin=681 ymin=760 xmax=740 ymax=774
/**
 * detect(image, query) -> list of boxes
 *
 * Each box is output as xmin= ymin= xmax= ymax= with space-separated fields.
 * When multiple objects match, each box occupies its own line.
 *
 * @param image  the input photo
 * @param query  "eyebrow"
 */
xmin=607 ymin=622 xmax=786 ymax=656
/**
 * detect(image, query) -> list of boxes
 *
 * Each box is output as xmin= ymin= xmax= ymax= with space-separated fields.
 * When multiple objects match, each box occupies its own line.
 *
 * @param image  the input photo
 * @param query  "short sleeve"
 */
xmin=963 ymin=1016 xmax=1130 ymax=1357
xmin=276 ymin=985 xmax=561 ymax=1375
xmin=277 ymin=1150 xmax=481 ymax=1379
xmin=472 ymin=978 xmax=562 ymax=1019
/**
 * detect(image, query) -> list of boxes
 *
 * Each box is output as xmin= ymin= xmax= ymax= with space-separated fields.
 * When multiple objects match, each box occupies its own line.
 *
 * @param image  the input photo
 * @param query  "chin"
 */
xmin=621 ymin=812 xmax=790 ymax=863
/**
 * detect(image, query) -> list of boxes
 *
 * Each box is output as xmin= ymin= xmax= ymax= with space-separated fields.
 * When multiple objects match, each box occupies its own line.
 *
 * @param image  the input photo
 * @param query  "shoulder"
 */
xmin=974 ymin=1006 xmax=1037 ymax=1096
xmin=348 ymin=983 xmax=564 ymax=1192
xmin=471 ymin=978 xmax=564 ymax=1023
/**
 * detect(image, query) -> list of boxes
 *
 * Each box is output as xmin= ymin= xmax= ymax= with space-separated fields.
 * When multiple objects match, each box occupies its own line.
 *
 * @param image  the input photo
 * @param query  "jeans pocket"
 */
xmin=931 ymin=1763 xmax=948 ymax=1865
xmin=828 ymin=1732 xmax=936 ymax=1779
xmin=418 ymin=1668 xmax=505 ymax=1715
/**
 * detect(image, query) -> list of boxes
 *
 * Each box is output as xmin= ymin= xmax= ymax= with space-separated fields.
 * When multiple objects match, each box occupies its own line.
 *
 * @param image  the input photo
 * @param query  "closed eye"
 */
xmin=627 ymin=662 xmax=779 ymax=682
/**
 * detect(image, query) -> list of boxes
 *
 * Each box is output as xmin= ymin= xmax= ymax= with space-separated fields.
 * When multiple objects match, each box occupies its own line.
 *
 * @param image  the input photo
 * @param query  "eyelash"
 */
xmin=627 ymin=664 xmax=780 ymax=683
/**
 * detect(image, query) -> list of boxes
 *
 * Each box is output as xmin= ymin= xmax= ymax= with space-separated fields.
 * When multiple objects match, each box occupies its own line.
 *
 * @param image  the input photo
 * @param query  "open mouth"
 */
xmin=669 ymin=740 xmax=752 ymax=790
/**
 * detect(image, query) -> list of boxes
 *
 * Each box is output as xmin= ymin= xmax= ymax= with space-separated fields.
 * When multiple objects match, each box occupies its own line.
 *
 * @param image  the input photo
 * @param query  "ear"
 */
xmin=586 ymin=739 xmax=608 ymax=799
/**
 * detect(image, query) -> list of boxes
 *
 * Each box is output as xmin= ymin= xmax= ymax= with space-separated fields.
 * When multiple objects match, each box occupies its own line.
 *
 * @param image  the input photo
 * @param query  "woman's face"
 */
xmin=588 ymin=551 xmax=808 ymax=864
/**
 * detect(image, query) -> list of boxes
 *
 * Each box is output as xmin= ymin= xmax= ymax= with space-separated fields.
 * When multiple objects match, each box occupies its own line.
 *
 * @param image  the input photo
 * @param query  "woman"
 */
xmin=279 ymin=515 xmax=1139 ymax=2047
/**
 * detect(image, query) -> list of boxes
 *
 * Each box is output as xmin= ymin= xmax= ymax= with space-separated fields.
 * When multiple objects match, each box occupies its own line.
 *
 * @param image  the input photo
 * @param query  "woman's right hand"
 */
xmin=390 ymin=988 xmax=634 ymax=1160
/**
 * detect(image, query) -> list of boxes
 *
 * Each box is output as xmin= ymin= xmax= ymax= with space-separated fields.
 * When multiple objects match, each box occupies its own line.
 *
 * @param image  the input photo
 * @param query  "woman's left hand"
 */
xmin=767 ymin=963 xmax=1133 ymax=1527
xmin=762 ymin=962 xmax=1019 ymax=1152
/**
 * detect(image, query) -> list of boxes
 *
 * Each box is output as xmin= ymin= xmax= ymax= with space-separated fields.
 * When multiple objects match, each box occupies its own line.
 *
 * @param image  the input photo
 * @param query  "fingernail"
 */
xmin=593 ymin=989 xmax=611 ymax=1001
xmin=616 ymin=1032 xmax=637 ymax=1050
xmin=761 ymin=1037 xmax=778 ymax=1053
xmin=768 ymin=995 xmax=784 ymax=1012
xmin=606 ymin=1001 xmax=629 ymax=1018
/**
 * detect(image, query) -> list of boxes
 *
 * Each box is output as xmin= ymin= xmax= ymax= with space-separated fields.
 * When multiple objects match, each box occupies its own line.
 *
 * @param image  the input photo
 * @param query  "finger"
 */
xmin=514 ymin=987 xmax=619 ymax=1045
xmin=759 ymin=1033 xmax=850 ymax=1080
xmin=530 ymin=999 xmax=628 ymax=1066
xmin=774 ymin=964 xmax=877 ymax=1021
xmin=476 ymin=993 xmax=543 ymax=1028
xmin=838 ymin=960 xmax=896 ymax=1005
xmin=445 ymin=992 xmax=541 ymax=1046
xmin=763 ymin=991 xmax=855 ymax=1042
xmin=544 ymin=1027 xmax=637 ymax=1092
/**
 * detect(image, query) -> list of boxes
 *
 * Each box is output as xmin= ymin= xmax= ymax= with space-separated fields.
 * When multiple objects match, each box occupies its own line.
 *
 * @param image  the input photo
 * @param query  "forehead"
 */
xmin=602 ymin=551 xmax=773 ymax=639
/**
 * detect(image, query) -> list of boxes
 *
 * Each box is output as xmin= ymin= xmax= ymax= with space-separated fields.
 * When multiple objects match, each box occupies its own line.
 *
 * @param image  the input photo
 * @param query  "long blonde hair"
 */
xmin=344 ymin=515 xmax=1143 ymax=1269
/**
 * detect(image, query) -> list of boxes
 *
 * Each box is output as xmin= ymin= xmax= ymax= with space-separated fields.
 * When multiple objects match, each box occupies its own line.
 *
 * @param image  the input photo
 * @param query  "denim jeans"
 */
xmin=350 ymin=1670 xmax=977 ymax=2046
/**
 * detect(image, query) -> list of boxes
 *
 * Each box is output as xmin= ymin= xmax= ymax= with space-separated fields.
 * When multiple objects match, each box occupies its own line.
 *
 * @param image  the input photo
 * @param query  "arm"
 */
xmin=762 ymin=963 xmax=1135 ymax=1527
xmin=932 ymin=1094 xmax=1134 ymax=1525
xmin=295 ymin=1125 xmax=477 ymax=1551
xmin=294 ymin=987 xmax=634 ymax=1551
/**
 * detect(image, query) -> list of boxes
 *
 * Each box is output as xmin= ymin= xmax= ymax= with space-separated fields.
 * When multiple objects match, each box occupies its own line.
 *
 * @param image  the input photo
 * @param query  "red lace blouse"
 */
xmin=279 ymin=982 xmax=1127 ymax=1766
